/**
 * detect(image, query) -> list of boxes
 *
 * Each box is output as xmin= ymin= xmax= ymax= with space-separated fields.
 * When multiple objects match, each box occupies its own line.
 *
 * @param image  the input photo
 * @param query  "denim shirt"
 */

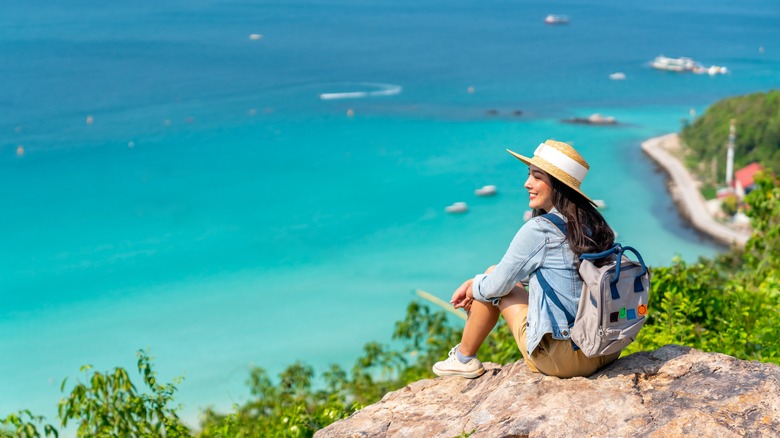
xmin=472 ymin=209 xmax=581 ymax=356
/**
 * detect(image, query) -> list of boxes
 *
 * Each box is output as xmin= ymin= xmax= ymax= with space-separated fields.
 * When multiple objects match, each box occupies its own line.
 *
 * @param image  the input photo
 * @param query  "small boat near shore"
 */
xmin=445 ymin=202 xmax=468 ymax=214
xmin=562 ymin=113 xmax=617 ymax=125
xmin=475 ymin=185 xmax=497 ymax=197
xmin=609 ymin=72 xmax=626 ymax=80
xmin=545 ymin=14 xmax=569 ymax=25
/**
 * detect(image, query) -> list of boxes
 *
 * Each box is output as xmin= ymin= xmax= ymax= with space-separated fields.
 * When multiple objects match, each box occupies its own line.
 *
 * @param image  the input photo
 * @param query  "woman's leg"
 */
xmin=498 ymin=283 xmax=530 ymax=332
xmin=459 ymin=283 xmax=528 ymax=356
xmin=458 ymin=300 xmax=500 ymax=356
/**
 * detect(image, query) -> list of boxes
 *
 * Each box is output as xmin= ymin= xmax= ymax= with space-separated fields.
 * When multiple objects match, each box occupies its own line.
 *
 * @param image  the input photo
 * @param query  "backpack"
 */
xmin=539 ymin=213 xmax=650 ymax=358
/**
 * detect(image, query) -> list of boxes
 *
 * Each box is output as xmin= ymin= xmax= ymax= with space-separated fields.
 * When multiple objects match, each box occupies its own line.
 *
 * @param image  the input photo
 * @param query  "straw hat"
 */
xmin=507 ymin=139 xmax=592 ymax=202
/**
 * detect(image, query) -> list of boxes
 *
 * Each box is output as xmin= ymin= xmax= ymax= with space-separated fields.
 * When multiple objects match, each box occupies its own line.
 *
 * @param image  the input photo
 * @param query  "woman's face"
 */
xmin=524 ymin=165 xmax=554 ymax=212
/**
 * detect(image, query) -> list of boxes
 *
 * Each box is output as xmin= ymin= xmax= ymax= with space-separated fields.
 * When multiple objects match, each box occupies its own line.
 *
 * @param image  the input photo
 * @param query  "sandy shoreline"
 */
xmin=641 ymin=133 xmax=750 ymax=248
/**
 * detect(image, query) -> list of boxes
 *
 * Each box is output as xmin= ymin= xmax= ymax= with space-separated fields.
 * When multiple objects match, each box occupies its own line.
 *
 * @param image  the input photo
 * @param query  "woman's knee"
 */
xmin=498 ymin=283 xmax=529 ymax=309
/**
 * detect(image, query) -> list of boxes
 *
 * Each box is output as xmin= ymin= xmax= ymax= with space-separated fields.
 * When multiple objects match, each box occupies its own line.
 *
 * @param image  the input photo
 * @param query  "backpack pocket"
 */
xmin=597 ymin=317 xmax=645 ymax=356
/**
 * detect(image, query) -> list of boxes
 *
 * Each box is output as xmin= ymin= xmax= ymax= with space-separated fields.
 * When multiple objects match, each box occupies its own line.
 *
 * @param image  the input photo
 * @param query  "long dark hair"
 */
xmin=533 ymin=176 xmax=614 ymax=257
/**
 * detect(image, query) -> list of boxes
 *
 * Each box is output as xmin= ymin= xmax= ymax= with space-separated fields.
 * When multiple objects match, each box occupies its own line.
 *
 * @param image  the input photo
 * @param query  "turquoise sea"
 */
xmin=2 ymin=0 xmax=779 ymax=428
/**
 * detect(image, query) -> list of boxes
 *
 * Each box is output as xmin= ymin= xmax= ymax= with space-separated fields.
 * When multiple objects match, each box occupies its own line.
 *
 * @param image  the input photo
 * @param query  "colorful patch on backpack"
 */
xmin=626 ymin=308 xmax=636 ymax=320
xmin=619 ymin=307 xmax=627 ymax=319
xmin=609 ymin=312 xmax=619 ymax=323
xmin=637 ymin=304 xmax=648 ymax=315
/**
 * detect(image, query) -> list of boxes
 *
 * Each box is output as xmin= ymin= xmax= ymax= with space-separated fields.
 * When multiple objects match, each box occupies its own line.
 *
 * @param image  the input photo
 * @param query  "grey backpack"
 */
xmin=540 ymin=214 xmax=650 ymax=358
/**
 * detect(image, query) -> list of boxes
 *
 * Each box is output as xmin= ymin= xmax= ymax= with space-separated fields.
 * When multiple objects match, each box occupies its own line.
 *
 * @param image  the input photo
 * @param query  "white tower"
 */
xmin=726 ymin=119 xmax=735 ymax=188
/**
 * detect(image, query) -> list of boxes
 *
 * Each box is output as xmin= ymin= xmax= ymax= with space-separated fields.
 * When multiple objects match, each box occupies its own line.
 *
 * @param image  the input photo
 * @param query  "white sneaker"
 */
xmin=432 ymin=344 xmax=485 ymax=378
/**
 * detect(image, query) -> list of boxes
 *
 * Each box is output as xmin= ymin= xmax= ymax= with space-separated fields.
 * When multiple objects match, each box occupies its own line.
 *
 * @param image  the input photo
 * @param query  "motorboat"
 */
xmin=474 ymin=185 xmax=497 ymax=196
xmin=545 ymin=14 xmax=569 ymax=25
xmin=651 ymin=56 xmax=700 ymax=72
xmin=651 ymin=55 xmax=728 ymax=75
xmin=593 ymin=199 xmax=607 ymax=209
xmin=609 ymin=72 xmax=626 ymax=80
xmin=445 ymin=202 xmax=468 ymax=214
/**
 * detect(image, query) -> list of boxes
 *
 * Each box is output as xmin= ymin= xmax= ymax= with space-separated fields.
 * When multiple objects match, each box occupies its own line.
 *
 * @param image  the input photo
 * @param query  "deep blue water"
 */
xmin=1 ymin=0 xmax=778 ymax=429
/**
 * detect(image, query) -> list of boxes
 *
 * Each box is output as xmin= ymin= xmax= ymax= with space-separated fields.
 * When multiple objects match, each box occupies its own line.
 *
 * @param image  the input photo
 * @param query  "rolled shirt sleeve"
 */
xmin=472 ymin=218 xmax=549 ymax=304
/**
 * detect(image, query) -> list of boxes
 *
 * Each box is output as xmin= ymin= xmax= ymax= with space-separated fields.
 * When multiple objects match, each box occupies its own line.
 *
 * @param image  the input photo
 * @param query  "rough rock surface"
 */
xmin=315 ymin=345 xmax=779 ymax=437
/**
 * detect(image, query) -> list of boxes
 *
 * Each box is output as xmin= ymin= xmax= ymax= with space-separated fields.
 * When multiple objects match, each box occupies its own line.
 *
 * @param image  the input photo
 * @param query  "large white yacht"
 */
xmin=651 ymin=56 xmax=700 ymax=72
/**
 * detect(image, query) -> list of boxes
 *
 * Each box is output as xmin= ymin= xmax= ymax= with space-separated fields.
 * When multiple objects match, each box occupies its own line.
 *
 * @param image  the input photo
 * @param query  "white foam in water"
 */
xmin=319 ymin=83 xmax=402 ymax=100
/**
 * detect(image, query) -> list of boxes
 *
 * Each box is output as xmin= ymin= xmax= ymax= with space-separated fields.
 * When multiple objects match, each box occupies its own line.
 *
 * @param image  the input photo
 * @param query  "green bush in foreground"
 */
xmin=3 ymin=177 xmax=779 ymax=438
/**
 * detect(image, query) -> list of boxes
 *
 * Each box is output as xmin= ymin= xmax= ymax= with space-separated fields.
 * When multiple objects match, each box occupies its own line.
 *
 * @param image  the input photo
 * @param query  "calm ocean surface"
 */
xmin=2 ymin=0 xmax=779 ymax=427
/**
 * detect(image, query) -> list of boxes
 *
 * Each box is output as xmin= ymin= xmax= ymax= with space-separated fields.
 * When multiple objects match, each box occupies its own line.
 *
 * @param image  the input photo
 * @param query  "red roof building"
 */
xmin=733 ymin=162 xmax=763 ymax=198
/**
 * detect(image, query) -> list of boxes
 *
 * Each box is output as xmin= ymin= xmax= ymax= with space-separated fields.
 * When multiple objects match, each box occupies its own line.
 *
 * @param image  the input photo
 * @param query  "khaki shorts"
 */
xmin=509 ymin=305 xmax=619 ymax=378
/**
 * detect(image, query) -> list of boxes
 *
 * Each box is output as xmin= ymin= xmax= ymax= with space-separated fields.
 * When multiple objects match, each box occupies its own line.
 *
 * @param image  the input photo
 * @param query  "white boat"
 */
xmin=523 ymin=210 xmax=533 ymax=221
xmin=474 ymin=185 xmax=497 ymax=197
xmin=545 ymin=14 xmax=569 ymax=25
xmin=609 ymin=72 xmax=626 ymax=80
xmin=445 ymin=202 xmax=468 ymax=214
xmin=563 ymin=113 xmax=617 ymax=125
xmin=593 ymin=199 xmax=607 ymax=209
xmin=587 ymin=114 xmax=615 ymax=124
xmin=651 ymin=56 xmax=700 ymax=72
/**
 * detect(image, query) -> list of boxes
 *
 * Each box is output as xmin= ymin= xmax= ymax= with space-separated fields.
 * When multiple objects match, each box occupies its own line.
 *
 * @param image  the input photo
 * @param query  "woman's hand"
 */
xmin=451 ymin=279 xmax=474 ymax=312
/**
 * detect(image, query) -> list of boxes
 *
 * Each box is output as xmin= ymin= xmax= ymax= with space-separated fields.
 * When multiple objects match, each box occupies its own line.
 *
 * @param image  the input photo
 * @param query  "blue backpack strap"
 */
xmin=539 ymin=213 xmax=566 ymax=236
xmin=536 ymin=213 xmax=578 ymax=349
xmin=535 ymin=270 xmax=576 ymax=325
xmin=620 ymin=246 xmax=648 ymax=293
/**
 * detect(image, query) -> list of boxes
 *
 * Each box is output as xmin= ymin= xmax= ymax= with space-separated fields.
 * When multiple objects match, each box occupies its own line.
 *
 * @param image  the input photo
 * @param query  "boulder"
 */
xmin=315 ymin=345 xmax=779 ymax=437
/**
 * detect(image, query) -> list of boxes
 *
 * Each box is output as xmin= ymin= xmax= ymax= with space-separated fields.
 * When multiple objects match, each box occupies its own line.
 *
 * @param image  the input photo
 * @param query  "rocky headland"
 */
xmin=316 ymin=345 xmax=779 ymax=437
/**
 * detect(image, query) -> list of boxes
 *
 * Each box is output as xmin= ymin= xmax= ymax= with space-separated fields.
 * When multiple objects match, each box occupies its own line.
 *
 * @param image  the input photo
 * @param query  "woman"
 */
xmin=433 ymin=139 xmax=619 ymax=379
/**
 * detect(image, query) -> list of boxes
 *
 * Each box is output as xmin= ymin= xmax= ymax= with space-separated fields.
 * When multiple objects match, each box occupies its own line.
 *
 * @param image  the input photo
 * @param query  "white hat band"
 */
xmin=534 ymin=143 xmax=588 ymax=183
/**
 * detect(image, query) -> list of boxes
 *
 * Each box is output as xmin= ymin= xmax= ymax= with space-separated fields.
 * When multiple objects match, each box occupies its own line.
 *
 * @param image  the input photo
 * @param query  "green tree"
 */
xmin=58 ymin=350 xmax=190 ymax=437
xmin=743 ymin=171 xmax=780 ymax=284
xmin=1 ymin=410 xmax=57 ymax=438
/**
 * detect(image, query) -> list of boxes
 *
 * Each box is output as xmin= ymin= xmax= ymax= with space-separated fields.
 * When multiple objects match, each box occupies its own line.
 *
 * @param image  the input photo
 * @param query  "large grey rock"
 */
xmin=315 ymin=345 xmax=779 ymax=437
